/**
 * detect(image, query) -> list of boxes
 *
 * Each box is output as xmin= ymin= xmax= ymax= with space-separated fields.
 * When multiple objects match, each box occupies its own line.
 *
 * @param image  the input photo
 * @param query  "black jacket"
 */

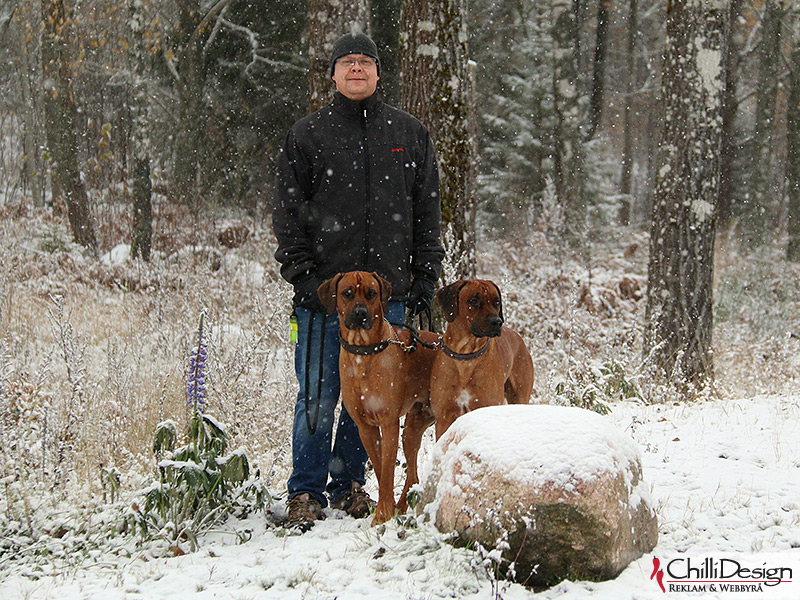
xmin=273 ymin=92 xmax=444 ymax=306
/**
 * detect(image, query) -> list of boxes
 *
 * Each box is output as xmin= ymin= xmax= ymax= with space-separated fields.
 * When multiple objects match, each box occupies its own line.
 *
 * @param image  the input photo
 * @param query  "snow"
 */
xmin=100 ymin=243 xmax=131 ymax=266
xmin=3 ymin=394 xmax=800 ymax=599
xmin=427 ymin=405 xmax=643 ymax=491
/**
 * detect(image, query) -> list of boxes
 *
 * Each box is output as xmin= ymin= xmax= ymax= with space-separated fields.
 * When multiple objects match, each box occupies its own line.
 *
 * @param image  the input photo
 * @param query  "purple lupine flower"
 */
xmin=187 ymin=314 xmax=207 ymax=413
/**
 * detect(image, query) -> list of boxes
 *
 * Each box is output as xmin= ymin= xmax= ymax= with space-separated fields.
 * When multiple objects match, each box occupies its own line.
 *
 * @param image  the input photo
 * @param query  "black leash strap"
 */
xmin=303 ymin=312 xmax=325 ymax=435
xmin=389 ymin=321 xmax=441 ymax=351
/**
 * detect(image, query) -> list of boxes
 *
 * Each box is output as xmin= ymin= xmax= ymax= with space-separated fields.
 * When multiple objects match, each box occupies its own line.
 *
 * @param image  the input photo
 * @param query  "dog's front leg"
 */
xmin=397 ymin=403 xmax=434 ymax=514
xmin=355 ymin=421 xmax=383 ymax=491
xmin=372 ymin=419 xmax=399 ymax=525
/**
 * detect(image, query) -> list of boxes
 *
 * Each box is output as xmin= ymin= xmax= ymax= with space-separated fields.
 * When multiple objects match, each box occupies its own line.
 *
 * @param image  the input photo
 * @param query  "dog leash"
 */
xmin=302 ymin=311 xmax=325 ymax=435
xmin=389 ymin=321 xmax=441 ymax=351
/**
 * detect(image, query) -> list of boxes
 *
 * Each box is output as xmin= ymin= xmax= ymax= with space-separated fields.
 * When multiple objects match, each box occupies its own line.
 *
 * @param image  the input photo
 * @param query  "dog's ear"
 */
xmin=490 ymin=280 xmax=504 ymax=322
xmin=317 ymin=274 xmax=342 ymax=316
xmin=436 ymin=281 xmax=464 ymax=322
xmin=372 ymin=272 xmax=392 ymax=316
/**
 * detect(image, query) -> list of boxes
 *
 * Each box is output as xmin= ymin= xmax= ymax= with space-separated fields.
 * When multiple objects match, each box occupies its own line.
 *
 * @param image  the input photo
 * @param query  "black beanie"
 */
xmin=330 ymin=32 xmax=380 ymax=77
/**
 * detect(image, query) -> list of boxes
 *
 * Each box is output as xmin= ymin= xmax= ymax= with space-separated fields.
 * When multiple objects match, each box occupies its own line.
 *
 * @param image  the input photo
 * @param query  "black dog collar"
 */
xmin=441 ymin=340 xmax=490 ymax=361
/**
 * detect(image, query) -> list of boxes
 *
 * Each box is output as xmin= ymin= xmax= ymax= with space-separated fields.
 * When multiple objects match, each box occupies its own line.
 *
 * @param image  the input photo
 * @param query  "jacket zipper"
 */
xmin=361 ymin=107 xmax=372 ymax=269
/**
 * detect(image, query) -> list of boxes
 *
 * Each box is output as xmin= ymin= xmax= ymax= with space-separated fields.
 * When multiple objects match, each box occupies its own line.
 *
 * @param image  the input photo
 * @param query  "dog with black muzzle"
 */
xmin=318 ymin=271 xmax=439 ymax=525
xmin=429 ymin=279 xmax=534 ymax=439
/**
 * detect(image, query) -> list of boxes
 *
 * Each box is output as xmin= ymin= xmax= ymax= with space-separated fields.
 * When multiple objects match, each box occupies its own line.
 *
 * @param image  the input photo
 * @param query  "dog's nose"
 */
xmin=345 ymin=303 xmax=372 ymax=330
xmin=488 ymin=316 xmax=503 ymax=335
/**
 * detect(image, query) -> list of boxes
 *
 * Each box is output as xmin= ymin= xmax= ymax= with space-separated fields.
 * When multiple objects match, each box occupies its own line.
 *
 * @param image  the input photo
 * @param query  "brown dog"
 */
xmin=430 ymin=279 xmax=534 ymax=439
xmin=318 ymin=271 xmax=439 ymax=525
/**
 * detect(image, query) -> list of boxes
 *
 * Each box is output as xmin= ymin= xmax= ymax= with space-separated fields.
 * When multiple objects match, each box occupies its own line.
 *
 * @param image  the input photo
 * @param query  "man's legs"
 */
xmin=287 ymin=307 xmax=342 ymax=508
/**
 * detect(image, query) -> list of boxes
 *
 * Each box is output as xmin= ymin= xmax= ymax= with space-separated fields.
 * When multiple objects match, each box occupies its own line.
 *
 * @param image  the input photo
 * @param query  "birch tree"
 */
xmin=644 ymin=0 xmax=728 ymax=390
xmin=401 ymin=0 xmax=475 ymax=280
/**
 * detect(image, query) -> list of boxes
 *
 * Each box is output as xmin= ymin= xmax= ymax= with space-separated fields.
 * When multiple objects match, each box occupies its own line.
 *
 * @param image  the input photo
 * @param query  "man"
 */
xmin=272 ymin=31 xmax=444 ymax=532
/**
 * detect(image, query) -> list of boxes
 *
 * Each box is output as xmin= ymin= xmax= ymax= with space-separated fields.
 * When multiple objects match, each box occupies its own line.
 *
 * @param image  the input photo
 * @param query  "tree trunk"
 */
xmin=400 ymin=0 xmax=475 ymax=280
xmin=717 ymin=0 xmax=743 ymax=232
xmin=643 ymin=0 xmax=728 ymax=390
xmin=12 ymin=4 xmax=47 ymax=208
xmin=306 ymin=0 xmax=369 ymax=113
xmin=585 ymin=0 xmax=609 ymax=142
xmin=129 ymin=0 xmax=152 ymax=261
xmin=619 ymin=0 xmax=638 ymax=222
xmin=370 ymin=0 xmax=402 ymax=106
xmin=787 ymin=33 xmax=800 ymax=261
xmin=742 ymin=0 xmax=782 ymax=248
xmin=40 ymin=0 xmax=97 ymax=253
xmin=171 ymin=0 xmax=208 ymax=214
xmin=551 ymin=0 xmax=587 ymax=243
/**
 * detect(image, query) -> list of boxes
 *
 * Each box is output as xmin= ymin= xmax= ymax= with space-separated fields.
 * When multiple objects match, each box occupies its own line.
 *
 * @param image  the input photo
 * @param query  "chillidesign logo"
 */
xmin=647 ymin=556 xmax=793 ymax=594
xmin=391 ymin=147 xmax=404 ymax=152
xmin=651 ymin=557 xmax=666 ymax=593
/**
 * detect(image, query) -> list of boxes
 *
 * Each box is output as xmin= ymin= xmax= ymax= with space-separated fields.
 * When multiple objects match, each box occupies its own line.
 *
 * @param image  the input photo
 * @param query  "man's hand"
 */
xmin=408 ymin=277 xmax=436 ymax=317
xmin=293 ymin=275 xmax=326 ymax=313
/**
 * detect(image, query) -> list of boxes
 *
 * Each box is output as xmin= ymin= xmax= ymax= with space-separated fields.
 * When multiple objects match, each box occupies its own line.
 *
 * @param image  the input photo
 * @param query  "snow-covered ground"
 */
xmin=3 ymin=393 xmax=799 ymax=600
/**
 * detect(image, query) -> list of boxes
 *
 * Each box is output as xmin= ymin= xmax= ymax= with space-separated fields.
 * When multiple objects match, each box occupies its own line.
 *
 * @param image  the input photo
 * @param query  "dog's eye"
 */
xmin=468 ymin=295 xmax=481 ymax=308
xmin=365 ymin=289 xmax=378 ymax=300
xmin=493 ymin=298 xmax=501 ymax=308
xmin=342 ymin=288 xmax=354 ymax=299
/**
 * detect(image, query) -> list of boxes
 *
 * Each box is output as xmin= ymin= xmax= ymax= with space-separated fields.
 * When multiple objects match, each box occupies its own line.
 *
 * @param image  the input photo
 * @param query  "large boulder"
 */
xmin=418 ymin=404 xmax=658 ymax=588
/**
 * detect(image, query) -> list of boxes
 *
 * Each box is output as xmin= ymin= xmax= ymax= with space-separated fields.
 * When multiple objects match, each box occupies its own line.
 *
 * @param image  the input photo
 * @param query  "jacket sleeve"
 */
xmin=410 ymin=129 xmax=445 ymax=283
xmin=272 ymin=129 xmax=317 ymax=287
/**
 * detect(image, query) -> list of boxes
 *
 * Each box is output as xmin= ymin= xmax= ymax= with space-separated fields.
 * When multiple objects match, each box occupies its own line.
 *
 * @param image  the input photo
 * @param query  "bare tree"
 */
xmin=741 ymin=0 xmax=784 ymax=248
xmin=619 ymin=0 xmax=638 ymax=222
xmin=644 ymin=0 xmax=728 ymax=390
xmin=170 ymin=0 xmax=210 ymax=213
xmin=717 ymin=0 xmax=743 ymax=232
xmin=787 ymin=14 xmax=800 ymax=262
xmin=129 ymin=0 xmax=153 ymax=261
xmin=400 ymin=0 xmax=475 ymax=280
xmin=585 ymin=0 xmax=610 ymax=142
xmin=41 ymin=0 xmax=96 ymax=253
xmin=306 ymin=0 xmax=369 ymax=113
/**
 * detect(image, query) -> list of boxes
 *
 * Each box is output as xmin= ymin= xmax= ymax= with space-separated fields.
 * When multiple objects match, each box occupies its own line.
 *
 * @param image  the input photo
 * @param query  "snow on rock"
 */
xmin=100 ymin=243 xmax=131 ymax=266
xmin=418 ymin=404 xmax=658 ymax=588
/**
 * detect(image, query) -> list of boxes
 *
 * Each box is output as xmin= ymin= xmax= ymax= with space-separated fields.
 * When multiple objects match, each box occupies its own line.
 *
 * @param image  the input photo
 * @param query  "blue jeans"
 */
xmin=288 ymin=302 xmax=405 ymax=506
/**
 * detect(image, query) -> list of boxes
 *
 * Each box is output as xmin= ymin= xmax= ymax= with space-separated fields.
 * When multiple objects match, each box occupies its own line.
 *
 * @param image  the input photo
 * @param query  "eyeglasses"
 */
xmin=337 ymin=57 xmax=377 ymax=69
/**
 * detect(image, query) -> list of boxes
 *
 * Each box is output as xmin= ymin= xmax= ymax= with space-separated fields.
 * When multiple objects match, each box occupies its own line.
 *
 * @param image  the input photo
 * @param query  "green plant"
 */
xmin=553 ymin=359 xmax=641 ymax=414
xmin=127 ymin=313 xmax=271 ymax=551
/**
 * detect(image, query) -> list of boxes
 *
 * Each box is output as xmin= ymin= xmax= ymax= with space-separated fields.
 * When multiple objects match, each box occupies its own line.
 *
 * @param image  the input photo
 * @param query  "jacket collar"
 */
xmin=332 ymin=91 xmax=383 ymax=120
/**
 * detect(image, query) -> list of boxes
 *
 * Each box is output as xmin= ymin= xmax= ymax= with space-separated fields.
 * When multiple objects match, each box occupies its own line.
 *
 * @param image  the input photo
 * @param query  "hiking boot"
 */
xmin=330 ymin=481 xmax=376 ymax=519
xmin=286 ymin=493 xmax=324 ymax=532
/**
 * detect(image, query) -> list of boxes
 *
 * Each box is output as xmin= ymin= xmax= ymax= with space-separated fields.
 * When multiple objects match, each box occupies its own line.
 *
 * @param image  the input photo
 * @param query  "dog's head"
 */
xmin=318 ymin=271 xmax=392 ymax=331
xmin=436 ymin=279 xmax=504 ymax=338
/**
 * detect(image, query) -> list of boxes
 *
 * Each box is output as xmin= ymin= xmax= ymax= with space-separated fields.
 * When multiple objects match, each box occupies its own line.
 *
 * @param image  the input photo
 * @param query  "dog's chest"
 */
xmin=341 ymin=355 xmax=399 ymax=414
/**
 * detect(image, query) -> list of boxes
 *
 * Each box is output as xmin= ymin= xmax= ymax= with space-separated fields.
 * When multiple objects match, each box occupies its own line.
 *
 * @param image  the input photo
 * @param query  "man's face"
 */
xmin=332 ymin=54 xmax=379 ymax=102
